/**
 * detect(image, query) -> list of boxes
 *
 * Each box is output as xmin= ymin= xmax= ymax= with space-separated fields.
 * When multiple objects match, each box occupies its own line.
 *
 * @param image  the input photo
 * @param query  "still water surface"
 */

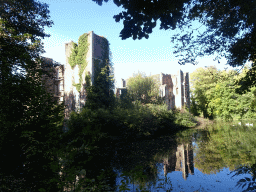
xmin=112 ymin=121 xmax=256 ymax=192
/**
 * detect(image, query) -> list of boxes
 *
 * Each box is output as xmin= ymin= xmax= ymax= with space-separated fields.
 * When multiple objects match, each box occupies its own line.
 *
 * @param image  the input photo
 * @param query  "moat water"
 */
xmin=64 ymin=120 xmax=256 ymax=192
xmin=111 ymin=120 xmax=256 ymax=192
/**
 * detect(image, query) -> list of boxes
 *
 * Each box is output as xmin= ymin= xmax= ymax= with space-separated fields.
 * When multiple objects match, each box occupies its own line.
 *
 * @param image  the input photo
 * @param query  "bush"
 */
xmin=173 ymin=109 xmax=197 ymax=127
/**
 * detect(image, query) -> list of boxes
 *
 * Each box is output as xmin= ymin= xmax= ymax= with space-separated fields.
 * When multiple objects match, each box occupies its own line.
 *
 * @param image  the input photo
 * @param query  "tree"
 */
xmin=126 ymin=72 xmax=162 ymax=105
xmin=190 ymin=66 xmax=220 ymax=118
xmin=92 ymin=0 xmax=255 ymax=85
xmin=172 ymin=0 xmax=256 ymax=66
xmin=84 ymin=58 xmax=115 ymax=110
xmin=191 ymin=66 xmax=256 ymax=119
xmin=92 ymin=0 xmax=190 ymax=40
xmin=0 ymin=0 xmax=64 ymax=190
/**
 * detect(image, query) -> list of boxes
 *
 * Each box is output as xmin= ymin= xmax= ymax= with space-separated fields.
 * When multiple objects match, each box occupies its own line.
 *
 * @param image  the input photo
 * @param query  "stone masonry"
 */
xmin=40 ymin=57 xmax=64 ymax=104
xmin=158 ymin=70 xmax=190 ymax=110
xmin=116 ymin=70 xmax=190 ymax=110
xmin=40 ymin=31 xmax=109 ymax=123
xmin=64 ymin=31 xmax=109 ymax=118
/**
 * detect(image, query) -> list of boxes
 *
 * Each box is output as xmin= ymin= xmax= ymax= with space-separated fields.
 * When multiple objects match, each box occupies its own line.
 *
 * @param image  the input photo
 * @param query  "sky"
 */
xmin=41 ymin=0 xmax=238 ymax=88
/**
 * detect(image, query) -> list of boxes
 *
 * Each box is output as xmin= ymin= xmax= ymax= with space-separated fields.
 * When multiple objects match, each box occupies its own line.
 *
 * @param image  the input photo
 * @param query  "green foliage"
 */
xmin=190 ymin=66 xmax=220 ymax=118
xmin=126 ymin=72 xmax=163 ymax=105
xmin=85 ymin=60 xmax=115 ymax=110
xmin=190 ymin=66 xmax=256 ymax=120
xmin=68 ymin=33 xmax=89 ymax=92
xmin=0 ymin=1 xmax=66 ymax=191
xmin=73 ymin=83 xmax=82 ymax=93
xmin=173 ymin=110 xmax=197 ymax=127
xmin=68 ymin=42 xmax=78 ymax=69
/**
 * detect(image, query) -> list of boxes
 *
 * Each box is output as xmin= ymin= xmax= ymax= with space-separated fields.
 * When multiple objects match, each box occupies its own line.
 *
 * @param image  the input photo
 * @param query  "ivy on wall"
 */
xmin=68 ymin=42 xmax=78 ymax=69
xmin=68 ymin=33 xmax=112 ymax=93
xmin=85 ymin=36 xmax=115 ymax=109
xmin=68 ymin=33 xmax=89 ymax=92
xmin=93 ymin=36 xmax=111 ymax=85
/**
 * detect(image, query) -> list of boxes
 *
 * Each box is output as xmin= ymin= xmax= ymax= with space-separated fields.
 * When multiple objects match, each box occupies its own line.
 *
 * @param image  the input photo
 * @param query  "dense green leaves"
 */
xmin=84 ymin=59 xmax=115 ymax=110
xmin=190 ymin=66 xmax=256 ymax=120
xmin=190 ymin=66 xmax=220 ymax=118
xmin=0 ymin=0 xmax=64 ymax=191
xmin=126 ymin=72 xmax=163 ymax=105
xmin=68 ymin=33 xmax=89 ymax=92
xmin=68 ymin=42 xmax=78 ymax=69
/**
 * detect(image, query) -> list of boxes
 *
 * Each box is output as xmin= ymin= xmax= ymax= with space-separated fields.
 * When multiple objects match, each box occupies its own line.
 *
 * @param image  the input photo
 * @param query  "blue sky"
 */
xmin=41 ymin=0 xmax=237 ymax=88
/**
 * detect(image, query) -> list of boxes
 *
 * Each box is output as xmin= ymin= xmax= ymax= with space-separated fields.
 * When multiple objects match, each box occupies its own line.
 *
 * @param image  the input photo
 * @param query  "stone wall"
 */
xmin=40 ymin=57 xmax=64 ymax=104
xmin=116 ymin=70 xmax=190 ymax=110
xmin=64 ymin=31 xmax=109 ymax=118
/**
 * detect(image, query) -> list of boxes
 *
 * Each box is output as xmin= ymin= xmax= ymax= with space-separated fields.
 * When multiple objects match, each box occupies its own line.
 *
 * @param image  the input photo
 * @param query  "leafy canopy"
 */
xmin=92 ymin=0 xmax=256 ymax=85
xmin=190 ymin=66 xmax=256 ymax=120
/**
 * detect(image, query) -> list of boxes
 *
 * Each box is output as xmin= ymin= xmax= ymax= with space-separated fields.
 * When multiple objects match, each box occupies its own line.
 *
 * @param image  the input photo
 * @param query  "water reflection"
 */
xmin=230 ymin=163 xmax=256 ymax=191
xmin=59 ymin=121 xmax=256 ymax=191
xmin=114 ymin=121 xmax=256 ymax=191
xmin=163 ymin=142 xmax=194 ymax=180
xmin=113 ymin=130 xmax=200 ymax=191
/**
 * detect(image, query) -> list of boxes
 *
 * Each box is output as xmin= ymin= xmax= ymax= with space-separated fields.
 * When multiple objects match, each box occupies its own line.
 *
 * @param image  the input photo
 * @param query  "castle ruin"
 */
xmin=64 ymin=31 xmax=109 ymax=118
xmin=116 ymin=70 xmax=190 ymax=110
xmin=158 ymin=70 xmax=190 ymax=110
xmin=41 ymin=30 xmax=190 ymax=119
xmin=40 ymin=31 xmax=109 ymax=122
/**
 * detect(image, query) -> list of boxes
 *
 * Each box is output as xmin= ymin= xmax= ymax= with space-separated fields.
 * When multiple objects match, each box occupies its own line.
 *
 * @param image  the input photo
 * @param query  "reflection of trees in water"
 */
xmin=230 ymin=163 xmax=256 ymax=192
xmin=58 ymin=135 xmax=117 ymax=191
xmin=113 ymin=137 xmax=177 ymax=191
xmin=114 ymin=130 xmax=198 ymax=191
xmin=194 ymin=122 xmax=256 ymax=175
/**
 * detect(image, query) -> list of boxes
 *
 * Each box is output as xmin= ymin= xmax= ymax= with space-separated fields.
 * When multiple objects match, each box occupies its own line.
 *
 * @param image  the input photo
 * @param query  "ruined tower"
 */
xmin=159 ymin=70 xmax=190 ymax=110
xmin=117 ymin=70 xmax=190 ymax=110
xmin=64 ymin=31 xmax=109 ymax=118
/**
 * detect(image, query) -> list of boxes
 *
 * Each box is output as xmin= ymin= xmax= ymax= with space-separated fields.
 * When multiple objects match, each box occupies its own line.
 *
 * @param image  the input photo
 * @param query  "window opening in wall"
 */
xmin=58 ymin=82 xmax=60 ymax=94
xmin=55 ymin=84 xmax=58 ymax=95
xmin=56 ymin=68 xmax=59 ymax=79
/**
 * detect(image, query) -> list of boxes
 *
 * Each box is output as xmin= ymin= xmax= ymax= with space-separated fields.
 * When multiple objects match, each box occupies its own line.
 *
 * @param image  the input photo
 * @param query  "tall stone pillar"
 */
xmin=184 ymin=72 xmax=190 ymax=109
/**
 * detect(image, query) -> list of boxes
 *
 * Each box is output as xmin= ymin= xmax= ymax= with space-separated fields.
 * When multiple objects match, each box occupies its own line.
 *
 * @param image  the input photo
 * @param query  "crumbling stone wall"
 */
xmin=160 ymin=73 xmax=175 ymax=110
xmin=64 ymin=31 xmax=109 ymax=118
xmin=40 ymin=57 xmax=64 ymax=104
xmin=116 ymin=70 xmax=190 ymax=110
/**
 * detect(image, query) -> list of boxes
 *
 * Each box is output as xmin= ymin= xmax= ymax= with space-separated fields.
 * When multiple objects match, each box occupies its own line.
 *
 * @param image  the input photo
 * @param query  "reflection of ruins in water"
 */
xmin=163 ymin=142 xmax=194 ymax=180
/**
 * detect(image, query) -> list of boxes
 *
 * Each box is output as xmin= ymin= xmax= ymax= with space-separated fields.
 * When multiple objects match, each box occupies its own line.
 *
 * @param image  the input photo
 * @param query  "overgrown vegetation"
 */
xmin=68 ymin=34 xmax=89 ymax=92
xmin=59 ymin=67 xmax=197 ymax=190
xmin=1 ymin=1 xmax=65 ymax=191
xmin=126 ymin=71 xmax=163 ymax=105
